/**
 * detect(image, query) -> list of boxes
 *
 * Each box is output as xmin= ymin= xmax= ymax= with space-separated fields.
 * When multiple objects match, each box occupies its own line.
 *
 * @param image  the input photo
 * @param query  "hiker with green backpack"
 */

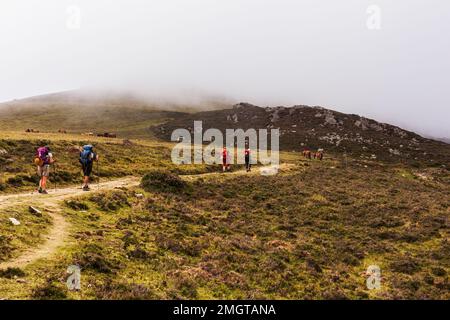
xmin=79 ymin=145 xmax=99 ymax=191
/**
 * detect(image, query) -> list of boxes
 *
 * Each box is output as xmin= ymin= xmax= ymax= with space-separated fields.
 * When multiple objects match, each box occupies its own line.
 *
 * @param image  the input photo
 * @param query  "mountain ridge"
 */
xmin=153 ymin=102 xmax=450 ymax=165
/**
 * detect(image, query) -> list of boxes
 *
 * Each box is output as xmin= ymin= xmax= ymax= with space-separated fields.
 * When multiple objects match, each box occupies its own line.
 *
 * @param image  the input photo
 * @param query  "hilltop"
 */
xmin=0 ymin=90 xmax=232 ymax=138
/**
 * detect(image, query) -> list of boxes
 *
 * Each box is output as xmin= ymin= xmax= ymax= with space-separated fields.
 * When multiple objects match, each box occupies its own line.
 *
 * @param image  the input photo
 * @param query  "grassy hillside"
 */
xmin=0 ymin=156 xmax=448 ymax=299
xmin=0 ymin=90 xmax=233 ymax=138
xmin=0 ymin=95 xmax=448 ymax=300
xmin=0 ymin=104 xmax=181 ymax=139
xmin=0 ymin=134 xmax=215 ymax=194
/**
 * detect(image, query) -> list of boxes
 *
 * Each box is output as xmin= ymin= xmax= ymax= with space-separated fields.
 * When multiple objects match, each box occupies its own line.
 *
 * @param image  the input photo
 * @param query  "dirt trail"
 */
xmin=0 ymin=164 xmax=292 ymax=269
xmin=0 ymin=176 xmax=140 ymax=269
xmin=181 ymin=163 xmax=294 ymax=181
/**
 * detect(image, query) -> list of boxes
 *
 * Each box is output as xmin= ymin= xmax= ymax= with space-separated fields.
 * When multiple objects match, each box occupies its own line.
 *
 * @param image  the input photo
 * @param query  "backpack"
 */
xmin=34 ymin=147 xmax=49 ymax=166
xmin=79 ymin=145 xmax=94 ymax=165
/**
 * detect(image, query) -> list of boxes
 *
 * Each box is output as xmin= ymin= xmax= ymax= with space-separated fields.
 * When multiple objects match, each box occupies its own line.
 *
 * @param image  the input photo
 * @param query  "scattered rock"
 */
xmin=0 ymin=148 xmax=8 ymax=155
xmin=389 ymin=148 xmax=401 ymax=156
xmin=29 ymin=206 xmax=42 ymax=217
xmin=259 ymin=165 xmax=279 ymax=176
xmin=269 ymin=107 xmax=285 ymax=123
xmin=324 ymin=113 xmax=337 ymax=125
xmin=8 ymin=217 xmax=20 ymax=226
xmin=319 ymin=133 xmax=343 ymax=146
xmin=414 ymin=172 xmax=432 ymax=181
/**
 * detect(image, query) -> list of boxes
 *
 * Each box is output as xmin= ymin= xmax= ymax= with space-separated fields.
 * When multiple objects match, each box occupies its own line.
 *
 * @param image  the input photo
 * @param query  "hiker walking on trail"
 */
xmin=245 ymin=147 xmax=251 ymax=172
xmin=222 ymin=147 xmax=231 ymax=172
xmin=79 ymin=145 xmax=99 ymax=191
xmin=34 ymin=146 xmax=54 ymax=194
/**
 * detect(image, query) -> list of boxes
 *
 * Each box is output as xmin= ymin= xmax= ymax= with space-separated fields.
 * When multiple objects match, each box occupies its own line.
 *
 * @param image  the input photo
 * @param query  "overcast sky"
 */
xmin=0 ymin=0 xmax=449 ymax=137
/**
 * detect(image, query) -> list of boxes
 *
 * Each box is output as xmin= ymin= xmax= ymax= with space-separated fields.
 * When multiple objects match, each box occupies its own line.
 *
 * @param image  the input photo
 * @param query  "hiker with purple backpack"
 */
xmin=34 ymin=146 xmax=54 ymax=194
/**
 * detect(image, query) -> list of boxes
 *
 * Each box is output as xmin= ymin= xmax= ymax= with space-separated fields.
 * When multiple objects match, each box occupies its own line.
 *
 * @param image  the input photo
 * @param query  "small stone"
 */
xmin=259 ymin=165 xmax=279 ymax=176
xmin=29 ymin=206 xmax=42 ymax=217
xmin=9 ymin=217 xmax=20 ymax=225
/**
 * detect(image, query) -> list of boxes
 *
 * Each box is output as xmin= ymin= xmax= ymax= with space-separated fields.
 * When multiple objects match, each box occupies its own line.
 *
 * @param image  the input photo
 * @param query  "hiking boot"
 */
xmin=38 ymin=187 xmax=43 ymax=193
xmin=41 ymin=189 xmax=48 ymax=194
xmin=83 ymin=185 xmax=90 ymax=191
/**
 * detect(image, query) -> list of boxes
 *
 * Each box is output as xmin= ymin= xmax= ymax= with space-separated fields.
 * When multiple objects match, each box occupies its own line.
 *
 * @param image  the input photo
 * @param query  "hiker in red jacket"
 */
xmin=222 ymin=147 xmax=231 ymax=172
xmin=34 ymin=146 xmax=54 ymax=194
xmin=245 ymin=147 xmax=251 ymax=172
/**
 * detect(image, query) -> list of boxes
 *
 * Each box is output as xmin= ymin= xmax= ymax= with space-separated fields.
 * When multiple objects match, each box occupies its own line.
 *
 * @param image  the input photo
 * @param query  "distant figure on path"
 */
xmin=222 ymin=147 xmax=231 ymax=172
xmin=245 ymin=147 xmax=251 ymax=172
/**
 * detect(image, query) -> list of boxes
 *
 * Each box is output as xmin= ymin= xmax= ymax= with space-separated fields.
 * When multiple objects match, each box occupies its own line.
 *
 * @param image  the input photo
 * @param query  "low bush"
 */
xmin=141 ymin=170 xmax=188 ymax=193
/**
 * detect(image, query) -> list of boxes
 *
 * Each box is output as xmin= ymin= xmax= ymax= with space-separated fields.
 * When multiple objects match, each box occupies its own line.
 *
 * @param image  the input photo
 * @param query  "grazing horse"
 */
xmin=315 ymin=149 xmax=324 ymax=161
xmin=303 ymin=149 xmax=312 ymax=159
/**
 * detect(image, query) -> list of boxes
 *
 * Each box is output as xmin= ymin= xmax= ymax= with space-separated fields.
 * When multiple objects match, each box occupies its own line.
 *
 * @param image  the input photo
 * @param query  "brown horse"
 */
xmin=315 ymin=150 xmax=324 ymax=160
xmin=303 ymin=149 xmax=312 ymax=159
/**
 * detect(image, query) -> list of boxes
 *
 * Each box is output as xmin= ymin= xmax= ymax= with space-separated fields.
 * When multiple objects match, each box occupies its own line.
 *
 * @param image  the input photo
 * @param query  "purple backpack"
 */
xmin=37 ymin=147 xmax=49 ymax=164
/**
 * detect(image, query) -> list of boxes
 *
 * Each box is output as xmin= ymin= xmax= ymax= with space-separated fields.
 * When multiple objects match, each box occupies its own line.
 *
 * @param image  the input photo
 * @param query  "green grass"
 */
xmin=0 ymin=107 xmax=448 ymax=300
xmin=0 ymin=206 xmax=52 ymax=263
xmin=0 ymin=156 xmax=447 ymax=300
xmin=0 ymin=136 xmax=216 ymax=194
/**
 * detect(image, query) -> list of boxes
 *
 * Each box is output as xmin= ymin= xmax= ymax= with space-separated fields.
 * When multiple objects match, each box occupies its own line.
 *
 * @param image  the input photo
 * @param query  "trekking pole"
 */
xmin=54 ymin=162 xmax=57 ymax=192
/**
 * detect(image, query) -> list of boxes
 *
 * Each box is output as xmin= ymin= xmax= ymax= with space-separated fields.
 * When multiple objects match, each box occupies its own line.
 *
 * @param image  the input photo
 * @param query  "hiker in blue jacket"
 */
xmin=79 ymin=145 xmax=99 ymax=191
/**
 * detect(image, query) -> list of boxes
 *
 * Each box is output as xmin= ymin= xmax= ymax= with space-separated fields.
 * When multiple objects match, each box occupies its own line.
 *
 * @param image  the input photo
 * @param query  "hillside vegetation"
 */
xmin=0 ymin=157 xmax=448 ymax=299
xmin=154 ymin=103 xmax=450 ymax=166
xmin=0 ymin=95 xmax=448 ymax=300
xmin=0 ymin=135 xmax=214 ymax=194
xmin=0 ymin=90 xmax=233 ymax=138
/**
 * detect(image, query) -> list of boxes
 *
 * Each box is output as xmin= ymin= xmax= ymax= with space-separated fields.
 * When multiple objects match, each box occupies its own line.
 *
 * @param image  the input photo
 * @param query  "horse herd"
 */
xmin=302 ymin=148 xmax=324 ymax=160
